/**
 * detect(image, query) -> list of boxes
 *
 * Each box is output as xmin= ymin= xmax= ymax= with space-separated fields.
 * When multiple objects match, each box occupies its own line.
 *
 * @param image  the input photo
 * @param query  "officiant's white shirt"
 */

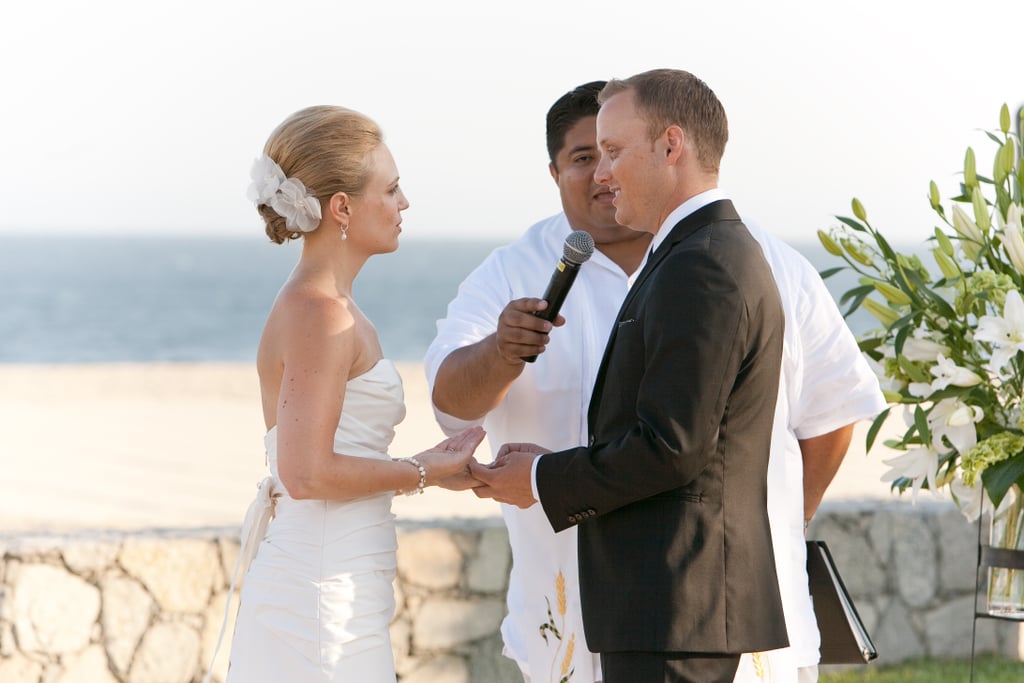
xmin=425 ymin=210 xmax=885 ymax=680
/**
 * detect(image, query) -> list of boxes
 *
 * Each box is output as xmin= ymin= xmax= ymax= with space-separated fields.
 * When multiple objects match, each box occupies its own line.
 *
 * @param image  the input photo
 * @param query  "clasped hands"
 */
xmin=439 ymin=441 xmax=548 ymax=509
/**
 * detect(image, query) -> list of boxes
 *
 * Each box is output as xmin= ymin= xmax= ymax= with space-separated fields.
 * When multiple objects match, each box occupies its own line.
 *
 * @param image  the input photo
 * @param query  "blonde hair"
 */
xmin=257 ymin=106 xmax=383 ymax=244
xmin=600 ymin=69 xmax=728 ymax=174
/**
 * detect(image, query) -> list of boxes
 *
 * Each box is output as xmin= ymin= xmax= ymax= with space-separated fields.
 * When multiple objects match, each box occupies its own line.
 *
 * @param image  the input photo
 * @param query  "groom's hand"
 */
xmin=469 ymin=443 xmax=548 ymax=508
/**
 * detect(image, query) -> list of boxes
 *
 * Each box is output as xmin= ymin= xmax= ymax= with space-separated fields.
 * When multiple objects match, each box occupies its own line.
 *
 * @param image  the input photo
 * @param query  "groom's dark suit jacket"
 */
xmin=536 ymin=200 xmax=789 ymax=655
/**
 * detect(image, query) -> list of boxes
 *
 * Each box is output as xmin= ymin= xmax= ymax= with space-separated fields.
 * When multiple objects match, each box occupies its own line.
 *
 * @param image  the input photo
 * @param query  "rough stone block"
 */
xmin=390 ymin=616 xmax=415 ymax=676
xmin=872 ymin=601 xmax=924 ymax=663
xmin=55 ymin=644 xmax=118 ymax=683
xmin=12 ymin=563 xmax=100 ymax=655
xmin=469 ymin=632 xmax=524 ymax=683
xmin=201 ymin=590 xmax=239 ymax=683
xmin=923 ymin=595 xmax=975 ymax=657
xmin=401 ymin=654 xmax=470 ymax=683
xmin=397 ymin=529 xmax=462 ymax=590
xmin=819 ymin=523 xmax=886 ymax=597
xmin=119 ymin=538 xmax=219 ymax=613
xmin=891 ymin=514 xmax=938 ymax=608
xmin=128 ymin=621 xmax=200 ymax=683
xmin=101 ymin=575 xmax=155 ymax=675
xmin=466 ymin=526 xmax=511 ymax=594
xmin=216 ymin=538 xmax=241 ymax=590
xmin=62 ymin=541 xmax=120 ymax=577
xmin=934 ymin=508 xmax=978 ymax=593
xmin=413 ymin=598 xmax=505 ymax=650
xmin=0 ymin=651 xmax=43 ymax=682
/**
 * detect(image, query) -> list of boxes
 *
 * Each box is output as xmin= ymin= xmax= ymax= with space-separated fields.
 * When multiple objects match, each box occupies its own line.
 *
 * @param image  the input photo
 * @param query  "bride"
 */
xmin=219 ymin=105 xmax=485 ymax=682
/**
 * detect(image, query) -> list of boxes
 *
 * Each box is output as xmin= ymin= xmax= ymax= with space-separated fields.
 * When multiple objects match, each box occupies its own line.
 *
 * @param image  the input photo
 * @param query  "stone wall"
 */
xmin=0 ymin=503 xmax=1020 ymax=682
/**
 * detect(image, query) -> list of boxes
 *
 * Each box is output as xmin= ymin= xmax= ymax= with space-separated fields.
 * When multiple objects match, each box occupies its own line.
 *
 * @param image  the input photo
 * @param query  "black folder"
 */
xmin=806 ymin=540 xmax=878 ymax=664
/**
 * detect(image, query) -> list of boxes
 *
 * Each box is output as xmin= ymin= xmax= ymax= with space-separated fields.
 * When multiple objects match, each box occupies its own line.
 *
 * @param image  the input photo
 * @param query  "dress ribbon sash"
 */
xmin=202 ymin=476 xmax=280 ymax=683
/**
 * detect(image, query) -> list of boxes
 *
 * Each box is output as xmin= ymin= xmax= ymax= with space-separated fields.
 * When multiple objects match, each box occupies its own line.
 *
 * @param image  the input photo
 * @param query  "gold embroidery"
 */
xmin=751 ymin=651 xmax=770 ymax=681
xmin=538 ymin=570 xmax=575 ymax=682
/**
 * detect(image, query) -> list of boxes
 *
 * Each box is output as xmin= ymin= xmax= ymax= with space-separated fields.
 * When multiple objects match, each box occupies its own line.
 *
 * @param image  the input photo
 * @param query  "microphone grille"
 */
xmin=563 ymin=230 xmax=596 ymax=265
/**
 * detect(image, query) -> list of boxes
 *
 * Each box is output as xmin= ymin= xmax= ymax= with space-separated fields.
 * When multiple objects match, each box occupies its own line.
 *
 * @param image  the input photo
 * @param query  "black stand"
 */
xmin=969 ymin=513 xmax=1024 ymax=682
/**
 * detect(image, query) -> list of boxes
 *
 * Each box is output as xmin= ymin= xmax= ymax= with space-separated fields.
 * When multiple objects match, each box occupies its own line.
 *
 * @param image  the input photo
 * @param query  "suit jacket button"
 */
xmin=567 ymin=516 xmax=575 ymax=524
xmin=587 ymin=509 xmax=596 ymax=516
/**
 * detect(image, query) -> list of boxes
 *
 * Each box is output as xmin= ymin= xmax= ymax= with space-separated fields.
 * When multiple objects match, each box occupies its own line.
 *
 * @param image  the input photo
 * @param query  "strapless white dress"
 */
xmin=226 ymin=360 xmax=406 ymax=682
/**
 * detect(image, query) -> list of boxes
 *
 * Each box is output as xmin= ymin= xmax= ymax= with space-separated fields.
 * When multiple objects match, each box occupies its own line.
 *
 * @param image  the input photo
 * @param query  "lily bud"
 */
xmin=929 ymin=181 xmax=941 ymax=210
xmin=842 ymin=238 xmax=874 ymax=267
xmin=1001 ymin=140 xmax=1016 ymax=178
xmin=970 ymin=187 xmax=991 ymax=232
xmin=1001 ymin=103 xmax=1011 ymax=134
xmin=817 ymin=230 xmax=843 ymax=257
xmin=882 ymin=390 xmax=904 ymax=404
xmin=951 ymin=204 xmax=983 ymax=260
xmin=934 ymin=228 xmax=955 ymax=256
xmin=932 ymin=248 xmax=959 ymax=280
xmin=874 ymin=281 xmax=912 ymax=306
xmin=862 ymin=297 xmax=901 ymax=327
xmin=964 ymin=148 xmax=977 ymax=188
xmin=852 ymin=198 xmax=867 ymax=222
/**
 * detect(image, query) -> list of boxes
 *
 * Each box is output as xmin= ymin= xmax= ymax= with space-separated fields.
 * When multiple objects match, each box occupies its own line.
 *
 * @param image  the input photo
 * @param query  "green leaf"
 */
xmin=818 ymin=266 xmax=845 ymax=280
xmin=899 ymin=356 xmax=931 ymax=384
xmin=866 ymin=408 xmax=892 ymax=452
xmin=836 ymin=216 xmax=868 ymax=233
xmin=913 ymin=405 xmax=931 ymax=448
xmin=981 ymin=453 xmax=1024 ymax=508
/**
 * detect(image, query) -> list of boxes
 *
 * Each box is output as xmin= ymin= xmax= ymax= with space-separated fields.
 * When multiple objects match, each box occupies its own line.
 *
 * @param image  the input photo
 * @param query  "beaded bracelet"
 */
xmin=397 ymin=456 xmax=426 ymax=496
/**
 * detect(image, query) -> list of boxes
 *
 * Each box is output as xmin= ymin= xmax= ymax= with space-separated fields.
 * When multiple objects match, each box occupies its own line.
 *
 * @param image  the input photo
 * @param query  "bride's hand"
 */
xmin=416 ymin=426 xmax=487 ymax=486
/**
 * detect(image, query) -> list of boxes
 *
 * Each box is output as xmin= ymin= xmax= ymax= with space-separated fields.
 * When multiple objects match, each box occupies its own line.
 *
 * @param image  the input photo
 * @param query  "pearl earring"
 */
xmin=340 ymin=225 xmax=348 ymax=241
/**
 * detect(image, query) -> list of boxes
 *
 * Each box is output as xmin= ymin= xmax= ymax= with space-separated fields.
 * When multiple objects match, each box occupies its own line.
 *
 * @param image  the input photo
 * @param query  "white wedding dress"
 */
xmin=225 ymin=359 xmax=406 ymax=682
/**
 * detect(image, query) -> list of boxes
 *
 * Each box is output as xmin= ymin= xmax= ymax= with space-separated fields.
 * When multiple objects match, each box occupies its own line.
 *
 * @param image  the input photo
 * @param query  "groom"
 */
xmin=470 ymin=69 xmax=789 ymax=682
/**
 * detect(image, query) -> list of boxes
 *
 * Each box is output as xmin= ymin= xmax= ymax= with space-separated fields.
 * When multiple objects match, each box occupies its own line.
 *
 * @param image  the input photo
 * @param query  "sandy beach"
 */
xmin=0 ymin=362 xmax=906 ymax=533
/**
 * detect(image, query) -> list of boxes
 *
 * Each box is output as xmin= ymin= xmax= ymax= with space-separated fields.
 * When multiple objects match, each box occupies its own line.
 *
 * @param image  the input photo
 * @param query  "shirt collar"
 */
xmin=648 ymin=187 xmax=729 ymax=255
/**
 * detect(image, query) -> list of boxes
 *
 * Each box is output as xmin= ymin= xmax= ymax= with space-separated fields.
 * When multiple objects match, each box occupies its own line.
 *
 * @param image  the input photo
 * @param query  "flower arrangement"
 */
xmin=818 ymin=104 xmax=1024 ymax=522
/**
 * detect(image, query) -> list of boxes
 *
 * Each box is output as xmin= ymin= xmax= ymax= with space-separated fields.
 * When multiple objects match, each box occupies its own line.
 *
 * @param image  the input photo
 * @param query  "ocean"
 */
xmin=0 ymin=235 xmax=868 ymax=364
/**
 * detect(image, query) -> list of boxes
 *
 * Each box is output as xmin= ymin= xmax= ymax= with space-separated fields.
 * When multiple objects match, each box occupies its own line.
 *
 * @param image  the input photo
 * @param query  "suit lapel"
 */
xmin=587 ymin=200 xmax=741 ymax=431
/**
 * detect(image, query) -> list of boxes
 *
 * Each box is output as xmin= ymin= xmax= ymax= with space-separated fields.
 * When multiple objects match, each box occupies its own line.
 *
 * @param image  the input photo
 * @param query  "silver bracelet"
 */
xmin=397 ymin=456 xmax=426 ymax=496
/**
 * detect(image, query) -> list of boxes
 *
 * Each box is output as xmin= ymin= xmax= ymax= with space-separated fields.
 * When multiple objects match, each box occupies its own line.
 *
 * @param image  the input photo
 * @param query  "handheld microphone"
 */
xmin=522 ymin=230 xmax=596 ymax=363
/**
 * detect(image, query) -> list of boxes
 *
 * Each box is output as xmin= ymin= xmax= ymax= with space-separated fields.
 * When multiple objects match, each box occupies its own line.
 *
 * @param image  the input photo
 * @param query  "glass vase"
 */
xmin=987 ymin=483 xmax=1024 ymax=617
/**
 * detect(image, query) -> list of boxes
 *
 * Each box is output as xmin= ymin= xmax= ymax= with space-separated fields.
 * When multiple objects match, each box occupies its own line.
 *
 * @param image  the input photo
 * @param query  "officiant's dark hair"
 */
xmin=258 ymin=106 xmax=383 ymax=244
xmin=546 ymin=81 xmax=606 ymax=169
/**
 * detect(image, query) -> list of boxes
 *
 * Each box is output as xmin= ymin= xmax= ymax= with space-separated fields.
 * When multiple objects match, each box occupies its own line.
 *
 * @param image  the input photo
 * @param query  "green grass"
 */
xmin=820 ymin=655 xmax=1022 ymax=682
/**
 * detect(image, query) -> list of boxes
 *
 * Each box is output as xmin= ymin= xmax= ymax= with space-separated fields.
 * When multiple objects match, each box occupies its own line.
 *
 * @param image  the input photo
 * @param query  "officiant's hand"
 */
xmin=469 ymin=442 xmax=549 ymax=508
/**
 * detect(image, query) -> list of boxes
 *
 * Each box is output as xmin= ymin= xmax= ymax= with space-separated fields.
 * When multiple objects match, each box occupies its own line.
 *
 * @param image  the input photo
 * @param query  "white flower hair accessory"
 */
xmin=246 ymin=154 xmax=322 ymax=233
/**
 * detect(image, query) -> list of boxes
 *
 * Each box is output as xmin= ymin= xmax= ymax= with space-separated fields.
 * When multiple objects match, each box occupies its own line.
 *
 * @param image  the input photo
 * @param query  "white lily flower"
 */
xmin=908 ymin=382 xmax=933 ymax=398
xmin=902 ymin=337 xmax=951 ymax=363
xmin=865 ymin=353 xmax=906 ymax=393
xmin=881 ymin=446 xmax=939 ymax=501
xmin=1000 ymin=204 xmax=1024 ymax=273
xmin=976 ymin=289 xmax=1024 ymax=374
xmin=929 ymin=354 xmax=983 ymax=390
xmin=927 ymin=398 xmax=983 ymax=453
xmin=950 ymin=475 xmax=985 ymax=522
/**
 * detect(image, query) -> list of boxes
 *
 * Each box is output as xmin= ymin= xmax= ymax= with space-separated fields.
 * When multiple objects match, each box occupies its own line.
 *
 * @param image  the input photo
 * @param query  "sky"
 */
xmin=3 ymin=0 xmax=1022 ymax=246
